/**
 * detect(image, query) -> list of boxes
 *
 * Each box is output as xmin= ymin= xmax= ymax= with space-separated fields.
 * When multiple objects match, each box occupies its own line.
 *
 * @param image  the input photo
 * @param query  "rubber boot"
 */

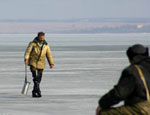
xmin=32 ymin=81 xmax=42 ymax=98
xmin=32 ymin=90 xmax=39 ymax=98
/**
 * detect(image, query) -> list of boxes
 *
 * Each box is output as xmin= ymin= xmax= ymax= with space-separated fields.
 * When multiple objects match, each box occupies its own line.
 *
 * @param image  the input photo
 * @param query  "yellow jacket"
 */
xmin=24 ymin=38 xmax=54 ymax=69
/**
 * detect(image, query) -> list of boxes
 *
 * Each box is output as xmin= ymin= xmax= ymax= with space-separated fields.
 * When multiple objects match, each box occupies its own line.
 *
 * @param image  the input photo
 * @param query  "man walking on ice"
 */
xmin=24 ymin=32 xmax=54 ymax=98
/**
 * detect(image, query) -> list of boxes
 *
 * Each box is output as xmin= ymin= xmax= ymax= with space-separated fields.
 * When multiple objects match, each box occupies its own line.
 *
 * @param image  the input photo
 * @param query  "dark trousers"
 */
xmin=30 ymin=66 xmax=43 ymax=93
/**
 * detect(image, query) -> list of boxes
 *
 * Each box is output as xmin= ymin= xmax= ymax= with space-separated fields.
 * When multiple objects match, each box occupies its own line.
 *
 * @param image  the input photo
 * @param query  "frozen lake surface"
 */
xmin=0 ymin=34 xmax=150 ymax=115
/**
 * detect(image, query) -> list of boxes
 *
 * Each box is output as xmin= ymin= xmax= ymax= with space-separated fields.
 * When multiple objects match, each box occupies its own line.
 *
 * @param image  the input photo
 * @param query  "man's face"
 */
xmin=39 ymin=35 xmax=45 ymax=42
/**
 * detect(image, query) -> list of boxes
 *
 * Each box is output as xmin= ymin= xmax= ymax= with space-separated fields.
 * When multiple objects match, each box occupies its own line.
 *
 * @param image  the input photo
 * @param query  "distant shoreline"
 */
xmin=0 ymin=18 xmax=150 ymax=34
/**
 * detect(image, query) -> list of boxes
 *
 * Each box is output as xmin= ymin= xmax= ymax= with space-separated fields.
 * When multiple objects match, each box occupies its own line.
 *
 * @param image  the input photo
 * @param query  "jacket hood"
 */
xmin=33 ymin=37 xmax=48 ymax=45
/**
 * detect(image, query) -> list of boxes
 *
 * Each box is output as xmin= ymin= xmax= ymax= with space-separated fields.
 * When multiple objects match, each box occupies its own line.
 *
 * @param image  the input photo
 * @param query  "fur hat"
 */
xmin=127 ymin=44 xmax=149 ymax=60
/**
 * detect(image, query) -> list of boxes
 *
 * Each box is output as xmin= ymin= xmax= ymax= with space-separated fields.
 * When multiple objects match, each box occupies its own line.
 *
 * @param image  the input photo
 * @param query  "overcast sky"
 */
xmin=0 ymin=0 xmax=149 ymax=20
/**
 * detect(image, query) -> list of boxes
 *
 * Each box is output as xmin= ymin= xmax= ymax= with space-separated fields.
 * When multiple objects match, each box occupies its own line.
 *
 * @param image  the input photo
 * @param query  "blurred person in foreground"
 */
xmin=96 ymin=44 xmax=150 ymax=115
xmin=24 ymin=32 xmax=54 ymax=98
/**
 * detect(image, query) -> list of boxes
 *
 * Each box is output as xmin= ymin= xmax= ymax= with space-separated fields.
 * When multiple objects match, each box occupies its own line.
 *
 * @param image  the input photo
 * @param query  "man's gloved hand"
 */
xmin=50 ymin=65 xmax=54 ymax=69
